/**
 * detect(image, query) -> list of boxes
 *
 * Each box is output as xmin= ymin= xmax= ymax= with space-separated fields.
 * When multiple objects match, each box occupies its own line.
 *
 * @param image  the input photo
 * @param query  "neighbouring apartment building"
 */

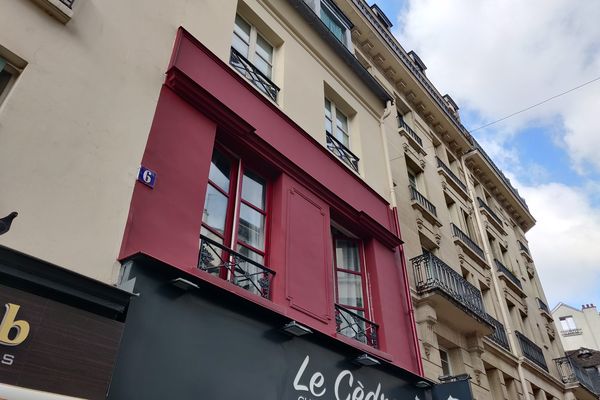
xmin=0 ymin=0 xmax=593 ymax=399
xmin=553 ymin=303 xmax=600 ymax=351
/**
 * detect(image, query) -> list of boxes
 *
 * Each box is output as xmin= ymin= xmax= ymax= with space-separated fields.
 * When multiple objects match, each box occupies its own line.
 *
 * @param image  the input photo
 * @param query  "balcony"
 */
xmin=409 ymin=185 xmax=441 ymax=226
xmin=537 ymin=297 xmax=553 ymax=320
xmin=495 ymin=259 xmax=525 ymax=297
xmin=229 ymin=47 xmax=280 ymax=102
xmin=477 ymin=197 xmax=506 ymax=235
xmin=516 ymin=331 xmax=548 ymax=372
xmin=326 ymin=133 xmax=360 ymax=173
xmin=562 ymin=328 xmax=583 ymax=337
xmin=398 ymin=115 xmax=425 ymax=154
xmin=59 ymin=0 xmax=74 ymax=7
xmin=486 ymin=313 xmax=511 ymax=352
xmin=518 ymin=240 xmax=533 ymax=262
xmin=436 ymin=157 xmax=469 ymax=199
xmin=412 ymin=253 xmax=493 ymax=335
xmin=198 ymin=235 xmax=276 ymax=299
xmin=335 ymin=304 xmax=378 ymax=349
xmin=450 ymin=223 xmax=486 ymax=265
xmin=555 ymin=356 xmax=599 ymax=396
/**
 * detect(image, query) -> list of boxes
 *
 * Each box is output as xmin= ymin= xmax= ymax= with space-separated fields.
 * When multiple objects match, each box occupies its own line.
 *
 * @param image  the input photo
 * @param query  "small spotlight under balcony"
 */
xmin=414 ymin=380 xmax=431 ymax=389
xmin=353 ymin=353 xmax=380 ymax=366
xmin=282 ymin=321 xmax=313 ymax=337
xmin=438 ymin=373 xmax=471 ymax=382
xmin=170 ymin=277 xmax=199 ymax=290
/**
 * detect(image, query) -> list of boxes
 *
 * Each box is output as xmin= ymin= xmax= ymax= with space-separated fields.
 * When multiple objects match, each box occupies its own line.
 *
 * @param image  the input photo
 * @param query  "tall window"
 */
xmin=200 ymin=148 xmax=271 ymax=297
xmin=333 ymin=229 xmax=376 ymax=346
xmin=316 ymin=0 xmax=353 ymax=48
xmin=439 ymin=347 xmax=452 ymax=376
xmin=325 ymin=98 xmax=359 ymax=172
xmin=0 ymin=57 xmax=18 ymax=105
xmin=230 ymin=15 xmax=279 ymax=101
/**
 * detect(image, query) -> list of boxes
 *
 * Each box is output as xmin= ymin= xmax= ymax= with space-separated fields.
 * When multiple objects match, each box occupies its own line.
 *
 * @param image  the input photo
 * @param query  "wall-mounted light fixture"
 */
xmin=282 ymin=321 xmax=313 ymax=336
xmin=170 ymin=277 xmax=199 ymax=290
xmin=353 ymin=353 xmax=380 ymax=366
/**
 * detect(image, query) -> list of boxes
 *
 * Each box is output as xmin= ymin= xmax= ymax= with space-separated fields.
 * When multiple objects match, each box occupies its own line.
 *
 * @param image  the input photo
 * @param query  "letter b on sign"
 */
xmin=0 ymin=304 xmax=30 ymax=346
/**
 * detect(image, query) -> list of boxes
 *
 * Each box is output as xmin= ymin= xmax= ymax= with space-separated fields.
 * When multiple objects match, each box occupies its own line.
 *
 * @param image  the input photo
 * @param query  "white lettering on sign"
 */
xmin=1 ymin=354 xmax=14 ymax=366
xmin=293 ymin=355 xmax=391 ymax=400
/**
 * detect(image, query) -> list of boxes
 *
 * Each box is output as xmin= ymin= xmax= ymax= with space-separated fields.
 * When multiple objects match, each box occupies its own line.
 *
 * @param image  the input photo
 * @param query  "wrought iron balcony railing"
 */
xmin=477 ymin=197 xmax=503 ymax=227
xmin=537 ymin=297 xmax=550 ymax=314
xmin=398 ymin=115 xmax=423 ymax=147
xmin=409 ymin=185 xmax=437 ymax=217
xmin=229 ymin=47 xmax=280 ymax=102
xmin=495 ymin=259 xmax=523 ymax=290
xmin=561 ymin=328 xmax=583 ymax=336
xmin=486 ymin=313 xmax=511 ymax=351
xmin=451 ymin=223 xmax=485 ymax=260
xmin=59 ymin=0 xmax=74 ymax=8
xmin=518 ymin=240 xmax=530 ymax=255
xmin=515 ymin=331 xmax=548 ymax=372
xmin=326 ymin=133 xmax=359 ymax=172
xmin=335 ymin=304 xmax=378 ymax=348
xmin=199 ymin=235 xmax=275 ymax=299
xmin=555 ymin=356 xmax=598 ymax=394
xmin=412 ymin=253 xmax=489 ymax=323
xmin=436 ymin=157 xmax=468 ymax=193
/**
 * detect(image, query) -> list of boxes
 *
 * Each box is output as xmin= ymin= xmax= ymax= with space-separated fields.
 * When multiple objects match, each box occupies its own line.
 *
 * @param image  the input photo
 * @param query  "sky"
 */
xmin=377 ymin=0 xmax=600 ymax=310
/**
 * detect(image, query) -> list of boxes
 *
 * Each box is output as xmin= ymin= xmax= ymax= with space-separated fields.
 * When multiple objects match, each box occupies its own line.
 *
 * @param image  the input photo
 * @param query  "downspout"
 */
xmin=380 ymin=100 xmax=424 ymax=376
xmin=461 ymin=149 xmax=531 ymax=400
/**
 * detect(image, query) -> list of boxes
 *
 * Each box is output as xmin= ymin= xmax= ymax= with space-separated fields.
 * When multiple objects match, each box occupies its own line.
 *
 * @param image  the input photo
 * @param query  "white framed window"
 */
xmin=559 ymin=316 xmax=577 ymax=331
xmin=231 ymin=15 xmax=279 ymax=101
xmin=324 ymin=98 xmax=358 ymax=172
xmin=303 ymin=0 xmax=353 ymax=49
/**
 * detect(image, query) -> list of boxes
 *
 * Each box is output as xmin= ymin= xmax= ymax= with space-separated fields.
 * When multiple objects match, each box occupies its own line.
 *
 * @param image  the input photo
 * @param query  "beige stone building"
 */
xmin=0 ymin=0 xmax=596 ymax=399
xmin=553 ymin=303 xmax=600 ymax=352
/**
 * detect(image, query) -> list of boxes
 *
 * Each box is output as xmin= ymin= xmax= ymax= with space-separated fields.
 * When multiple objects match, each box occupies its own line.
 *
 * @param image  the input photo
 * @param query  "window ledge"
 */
xmin=30 ymin=0 xmax=73 ymax=24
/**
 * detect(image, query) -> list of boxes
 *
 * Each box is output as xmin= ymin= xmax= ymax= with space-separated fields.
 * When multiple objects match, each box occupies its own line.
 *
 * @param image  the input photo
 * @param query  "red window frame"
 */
xmin=332 ymin=232 xmax=370 ymax=319
xmin=201 ymin=146 xmax=270 ymax=281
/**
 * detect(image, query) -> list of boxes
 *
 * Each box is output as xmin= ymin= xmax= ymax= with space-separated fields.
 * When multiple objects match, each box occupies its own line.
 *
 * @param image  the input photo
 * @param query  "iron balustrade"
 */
xmin=229 ymin=47 xmax=280 ymax=102
xmin=451 ymin=223 xmax=485 ymax=260
xmin=436 ymin=157 xmax=468 ymax=193
xmin=199 ymin=235 xmax=275 ymax=299
xmin=518 ymin=240 xmax=531 ymax=255
xmin=562 ymin=328 xmax=583 ymax=336
xmin=537 ymin=297 xmax=550 ymax=314
xmin=326 ymin=133 xmax=359 ymax=172
xmin=412 ymin=253 xmax=489 ymax=323
xmin=409 ymin=185 xmax=437 ymax=217
xmin=555 ymin=356 xmax=598 ymax=394
xmin=515 ymin=331 xmax=548 ymax=372
xmin=398 ymin=115 xmax=423 ymax=147
xmin=495 ymin=259 xmax=523 ymax=290
xmin=486 ymin=313 xmax=510 ymax=351
xmin=334 ymin=304 xmax=378 ymax=348
xmin=59 ymin=0 xmax=74 ymax=8
xmin=477 ymin=197 xmax=503 ymax=227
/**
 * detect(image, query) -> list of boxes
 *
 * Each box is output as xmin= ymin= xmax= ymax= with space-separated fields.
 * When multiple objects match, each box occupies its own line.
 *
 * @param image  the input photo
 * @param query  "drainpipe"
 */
xmin=461 ymin=150 xmax=532 ymax=400
xmin=380 ymin=101 xmax=424 ymax=376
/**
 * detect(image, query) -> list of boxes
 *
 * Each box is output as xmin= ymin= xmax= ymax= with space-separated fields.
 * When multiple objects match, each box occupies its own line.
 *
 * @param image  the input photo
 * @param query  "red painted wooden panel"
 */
xmin=119 ymin=86 xmax=217 ymax=270
xmin=284 ymin=181 xmax=332 ymax=323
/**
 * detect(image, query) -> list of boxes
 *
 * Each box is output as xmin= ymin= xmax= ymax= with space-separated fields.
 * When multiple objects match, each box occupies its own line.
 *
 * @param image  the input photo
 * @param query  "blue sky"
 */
xmin=377 ymin=0 xmax=600 ymax=310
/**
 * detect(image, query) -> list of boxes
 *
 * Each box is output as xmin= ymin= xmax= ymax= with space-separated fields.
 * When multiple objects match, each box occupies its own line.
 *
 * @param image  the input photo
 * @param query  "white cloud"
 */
xmin=519 ymin=183 xmax=600 ymax=308
xmin=395 ymin=0 xmax=600 ymax=172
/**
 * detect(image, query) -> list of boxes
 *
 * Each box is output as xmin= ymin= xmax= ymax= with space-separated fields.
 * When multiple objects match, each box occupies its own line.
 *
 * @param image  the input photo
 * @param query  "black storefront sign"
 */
xmin=109 ymin=258 xmax=473 ymax=400
xmin=432 ymin=380 xmax=474 ymax=400
xmin=0 ymin=284 xmax=125 ymax=399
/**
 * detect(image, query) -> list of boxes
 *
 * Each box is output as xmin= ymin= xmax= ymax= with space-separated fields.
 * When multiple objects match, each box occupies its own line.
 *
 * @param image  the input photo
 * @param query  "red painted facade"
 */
xmin=120 ymin=28 xmax=421 ymax=374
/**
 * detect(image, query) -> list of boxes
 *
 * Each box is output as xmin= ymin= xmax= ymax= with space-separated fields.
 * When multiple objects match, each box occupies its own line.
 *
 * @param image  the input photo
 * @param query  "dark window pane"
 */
xmin=209 ymin=151 xmax=231 ymax=193
xmin=241 ymin=171 xmax=265 ymax=209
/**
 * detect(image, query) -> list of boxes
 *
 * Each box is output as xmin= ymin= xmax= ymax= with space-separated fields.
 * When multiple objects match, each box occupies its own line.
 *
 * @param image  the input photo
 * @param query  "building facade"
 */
xmin=553 ymin=303 xmax=600 ymax=351
xmin=0 ymin=0 xmax=590 ymax=399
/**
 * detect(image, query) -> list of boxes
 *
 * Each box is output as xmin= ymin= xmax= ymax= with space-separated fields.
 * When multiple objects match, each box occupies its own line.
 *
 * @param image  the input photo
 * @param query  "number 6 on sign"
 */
xmin=138 ymin=166 xmax=157 ymax=189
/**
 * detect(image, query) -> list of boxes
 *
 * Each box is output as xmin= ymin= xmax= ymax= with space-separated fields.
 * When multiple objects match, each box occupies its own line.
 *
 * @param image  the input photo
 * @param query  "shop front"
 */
xmin=0 ymin=246 xmax=131 ymax=400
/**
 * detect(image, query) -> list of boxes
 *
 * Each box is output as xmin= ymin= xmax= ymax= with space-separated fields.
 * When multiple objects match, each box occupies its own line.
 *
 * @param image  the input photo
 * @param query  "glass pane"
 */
xmin=320 ymin=7 xmax=345 ymax=43
xmin=242 ymin=171 xmax=266 ymax=209
xmin=255 ymin=35 xmax=273 ymax=64
xmin=324 ymin=99 xmax=332 ymax=134
xmin=335 ymin=112 xmax=349 ymax=147
xmin=203 ymin=185 xmax=229 ymax=234
xmin=208 ymin=151 xmax=231 ymax=193
xmin=237 ymin=203 xmax=265 ymax=251
xmin=253 ymin=55 xmax=272 ymax=78
xmin=234 ymin=245 xmax=265 ymax=296
xmin=237 ymin=244 xmax=264 ymax=265
xmin=335 ymin=239 xmax=360 ymax=271
xmin=232 ymin=34 xmax=250 ymax=58
xmin=199 ymin=228 xmax=225 ymax=276
xmin=234 ymin=15 xmax=251 ymax=41
xmin=336 ymin=271 xmax=363 ymax=308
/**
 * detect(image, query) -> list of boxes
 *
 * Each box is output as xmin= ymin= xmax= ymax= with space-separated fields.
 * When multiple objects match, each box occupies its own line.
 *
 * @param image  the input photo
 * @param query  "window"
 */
xmin=333 ymin=228 xmax=377 ymax=347
xmin=310 ymin=0 xmax=353 ymax=48
xmin=439 ymin=347 xmax=452 ymax=376
xmin=559 ymin=316 xmax=577 ymax=331
xmin=0 ymin=58 xmax=18 ymax=106
xmin=230 ymin=15 xmax=279 ymax=102
xmin=199 ymin=148 xmax=273 ymax=298
xmin=325 ymin=98 xmax=359 ymax=172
